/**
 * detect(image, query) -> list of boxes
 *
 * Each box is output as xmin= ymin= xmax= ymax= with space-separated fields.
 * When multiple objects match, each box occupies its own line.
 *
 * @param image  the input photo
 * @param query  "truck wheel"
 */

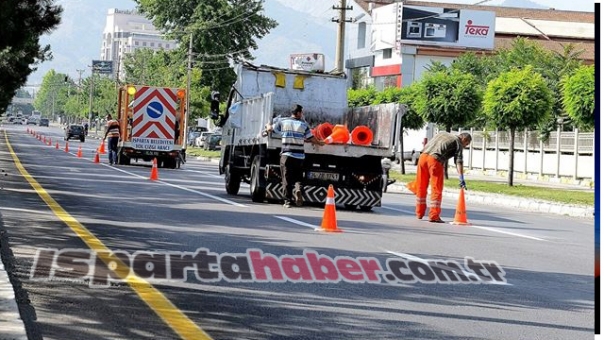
xmin=250 ymin=156 xmax=266 ymax=202
xmin=225 ymin=165 xmax=241 ymax=195
xmin=118 ymin=152 xmax=131 ymax=166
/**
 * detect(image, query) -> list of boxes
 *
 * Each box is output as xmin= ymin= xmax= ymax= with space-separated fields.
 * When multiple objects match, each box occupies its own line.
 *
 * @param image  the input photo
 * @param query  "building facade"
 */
xmin=100 ymin=9 xmax=178 ymax=79
xmin=346 ymin=1 xmax=594 ymax=90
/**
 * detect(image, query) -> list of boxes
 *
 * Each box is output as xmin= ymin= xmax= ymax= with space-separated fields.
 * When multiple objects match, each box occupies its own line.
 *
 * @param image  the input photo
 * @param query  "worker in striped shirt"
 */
xmin=266 ymin=104 xmax=324 ymax=208
xmin=103 ymin=114 xmax=120 ymax=165
xmin=407 ymin=132 xmax=472 ymax=223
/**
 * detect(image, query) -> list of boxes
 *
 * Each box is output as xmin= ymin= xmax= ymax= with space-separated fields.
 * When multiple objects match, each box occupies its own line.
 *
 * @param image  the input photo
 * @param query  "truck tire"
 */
xmin=225 ymin=165 xmax=241 ymax=195
xmin=250 ymin=156 xmax=266 ymax=202
xmin=118 ymin=151 xmax=131 ymax=166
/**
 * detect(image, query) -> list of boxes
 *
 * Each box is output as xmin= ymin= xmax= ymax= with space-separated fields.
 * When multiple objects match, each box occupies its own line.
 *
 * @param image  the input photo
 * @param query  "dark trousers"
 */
xmin=280 ymin=155 xmax=304 ymax=203
xmin=107 ymin=136 xmax=119 ymax=164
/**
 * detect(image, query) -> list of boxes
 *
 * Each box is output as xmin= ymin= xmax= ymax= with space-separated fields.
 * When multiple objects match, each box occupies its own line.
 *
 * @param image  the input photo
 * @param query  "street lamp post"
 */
xmin=88 ymin=68 xmax=95 ymax=134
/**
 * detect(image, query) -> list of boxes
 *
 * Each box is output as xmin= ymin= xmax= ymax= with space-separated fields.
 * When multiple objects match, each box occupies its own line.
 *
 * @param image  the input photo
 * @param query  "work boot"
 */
xmin=283 ymin=201 xmax=291 ymax=208
xmin=429 ymin=218 xmax=445 ymax=223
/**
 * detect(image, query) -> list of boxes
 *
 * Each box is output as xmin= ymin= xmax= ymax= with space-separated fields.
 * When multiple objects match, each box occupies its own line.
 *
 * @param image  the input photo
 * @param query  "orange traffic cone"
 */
xmin=149 ymin=158 xmax=159 ymax=181
xmin=93 ymin=152 xmax=100 ymax=164
xmin=64 ymin=141 xmax=69 ymax=153
xmin=27 ymin=128 xmax=30 ymax=134
xmin=314 ymin=122 xmax=334 ymax=140
xmin=55 ymin=142 xmax=60 ymax=150
xmin=47 ymin=137 xmax=52 ymax=146
xmin=324 ymin=125 xmax=350 ymax=144
xmin=450 ymin=188 xmax=471 ymax=226
xmin=406 ymin=180 xmax=418 ymax=195
xmin=77 ymin=145 xmax=83 ymax=158
xmin=350 ymin=125 xmax=373 ymax=146
xmin=43 ymin=136 xmax=47 ymax=144
xmin=98 ymin=140 xmax=106 ymax=154
xmin=318 ymin=185 xmax=342 ymax=233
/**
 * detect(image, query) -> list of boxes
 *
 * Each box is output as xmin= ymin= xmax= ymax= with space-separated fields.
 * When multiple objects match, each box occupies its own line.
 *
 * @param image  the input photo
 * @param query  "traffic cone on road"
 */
xmin=64 ymin=141 xmax=69 ymax=153
xmin=47 ymin=137 xmax=52 ymax=146
xmin=318 ymin=185 xmax=342 ymax=233
xmin=93 ymin=152 xmax=100 ymax=164
xmin=450 ymin=188 xmax=471 ymax=226
xmin=77 ymin=145 xmax=83 ymax=158
xmin=98 ymin=140 xmax=106 ymax=154
xmin=149 ymin=158 xmax=159 ymax=181
xmin=55 ymin=142 xmax=60 ymax=150
xmin=43 ymin=136 xmax=47 ymax=144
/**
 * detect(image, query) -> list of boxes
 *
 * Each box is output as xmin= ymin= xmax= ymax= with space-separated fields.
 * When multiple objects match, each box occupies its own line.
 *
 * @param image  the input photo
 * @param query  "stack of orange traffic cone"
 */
xmin=98 ymin=140 xmax=106 ymax=154
xmin=318 ymin=185 xmax=342 ymax=233
xmin=76 ymin=145 xmax=83 ymax=158
xmin=93 ymin=152 xmax=100 ymax=164
xmin=149 ymin=158 xmax=159 ymax=181
xmin=64 ymin=141 xmax=69 ymax=153
xmin=450 ymin=188 xmax=471 ymax=226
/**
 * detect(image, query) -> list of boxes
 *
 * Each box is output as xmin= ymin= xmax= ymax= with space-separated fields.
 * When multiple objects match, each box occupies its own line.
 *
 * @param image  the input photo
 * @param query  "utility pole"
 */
xmin=88 ymin=67 xmax=95 ymax=133
xmin=332 ymin=0 xmax=353 ymax=73
xmin=76 ymin=69 xmax=85 ymax=87
xmin=185 ymin=33 xmax=193 ymax=138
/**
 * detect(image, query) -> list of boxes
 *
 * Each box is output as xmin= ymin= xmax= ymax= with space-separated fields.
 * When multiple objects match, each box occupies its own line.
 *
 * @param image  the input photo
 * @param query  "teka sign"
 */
xmin=400 ymin=5 xmax=495 ymax=50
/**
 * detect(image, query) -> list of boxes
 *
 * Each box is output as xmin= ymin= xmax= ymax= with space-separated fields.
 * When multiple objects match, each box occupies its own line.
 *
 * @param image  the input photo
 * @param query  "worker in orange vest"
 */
xmin=407 ymin=132 xmax=472 ymax=223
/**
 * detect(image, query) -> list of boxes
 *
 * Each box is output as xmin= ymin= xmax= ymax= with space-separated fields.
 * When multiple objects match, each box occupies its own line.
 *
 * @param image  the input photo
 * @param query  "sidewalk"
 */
xmin=390 ymin=162 xmax=594 ymax=218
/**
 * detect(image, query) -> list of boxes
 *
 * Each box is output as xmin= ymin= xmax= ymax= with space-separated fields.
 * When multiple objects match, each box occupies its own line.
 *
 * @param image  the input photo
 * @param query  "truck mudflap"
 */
xmin=265 ymin=182 xmax=381 ymax=207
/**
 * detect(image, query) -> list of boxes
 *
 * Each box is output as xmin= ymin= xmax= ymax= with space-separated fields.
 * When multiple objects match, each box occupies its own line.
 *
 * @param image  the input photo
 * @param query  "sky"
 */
xmin=26 ymin=0 xmax=595 ymax=87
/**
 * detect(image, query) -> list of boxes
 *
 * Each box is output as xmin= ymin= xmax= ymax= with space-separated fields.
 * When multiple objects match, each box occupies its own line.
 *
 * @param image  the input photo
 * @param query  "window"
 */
xmin=150 ymin=42 xmax=155 ymax=47
xmin=357 ymin=22 xmax=366 ymax=49
xmin=383 ymin=48 xmax=392 ymax=59
xmin=135 ymin=41 xmax=139 ymax=46
xmin=143 ymin=42 xmax=147 ymax=46
xmin=158 ymin=43 xmax=162 ymax=48
xmin=374 ymin=76 xmax=398 ymax=91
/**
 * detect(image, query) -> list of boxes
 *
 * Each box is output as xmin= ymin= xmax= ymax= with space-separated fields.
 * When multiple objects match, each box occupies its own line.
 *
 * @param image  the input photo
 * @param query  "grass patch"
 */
xmin=186 ymin=147 xmax=221 ymax=158
xmin=390 ymin=171 xmax=594 ymax=206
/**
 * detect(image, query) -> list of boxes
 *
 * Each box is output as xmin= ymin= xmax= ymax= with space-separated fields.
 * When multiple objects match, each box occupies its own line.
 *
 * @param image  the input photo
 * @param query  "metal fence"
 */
xmin=454 ymin=128 xmax=595 ymax=180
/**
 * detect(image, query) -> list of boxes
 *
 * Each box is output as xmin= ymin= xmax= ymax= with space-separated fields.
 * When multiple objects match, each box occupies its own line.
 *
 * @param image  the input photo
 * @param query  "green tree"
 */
xmin=0 ymin=0 xmax=62 ymax=111
xmin=483 ymin=66 xmax=553 ymax=186
xmin=561 ymin=65 xmax=595 ymax=130
xmin=414 ymin=69 xmax=482 ymax=131
xmin=450 ymin=52 xmax=499 ymax=87
xmin=135 ymin=0 xmax=277 ymax=97
xmin=33 ymin=70 xmax=71 ymax=118
xmin=347 ymin=87 xmax=377 ymax=107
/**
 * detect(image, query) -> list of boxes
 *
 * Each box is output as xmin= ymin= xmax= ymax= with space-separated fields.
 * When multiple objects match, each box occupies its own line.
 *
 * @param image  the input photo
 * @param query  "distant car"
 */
xmin=188 ymin=131 xmax=201 ymax=146
xmin=65 ymin=124 xmax=85 ymax=142
xmin=38 ymin=118 xmax=49 ymax=127
xmin=194 ymin=132 xmax=213 ymax=147
xmin=204 ymin=134 xmax=222 ymax=151
xmin=26 ymin=118 xmax=38 ymax=125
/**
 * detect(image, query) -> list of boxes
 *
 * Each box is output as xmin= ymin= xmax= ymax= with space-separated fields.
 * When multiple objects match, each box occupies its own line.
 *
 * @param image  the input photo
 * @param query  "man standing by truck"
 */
xmin=103 ymin=114 xmax=120 ymax=165
xmin=407 ymin=132 xmax=472 ymax=223
xmin=266 ymin=104 xmax=325 ymax=208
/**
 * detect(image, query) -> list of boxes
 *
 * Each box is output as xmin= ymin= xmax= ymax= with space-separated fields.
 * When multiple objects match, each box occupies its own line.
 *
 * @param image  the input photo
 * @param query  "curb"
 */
xmin=388 ymin=183 xmax=594 ymax=218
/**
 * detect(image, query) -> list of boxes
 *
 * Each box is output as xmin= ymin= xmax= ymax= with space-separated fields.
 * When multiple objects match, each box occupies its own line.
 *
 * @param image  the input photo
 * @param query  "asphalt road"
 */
xmin=0 ymin=124 xmax=594 ymax=340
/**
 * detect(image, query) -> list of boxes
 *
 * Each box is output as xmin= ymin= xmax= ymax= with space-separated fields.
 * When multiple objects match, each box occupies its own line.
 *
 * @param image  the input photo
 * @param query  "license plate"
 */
xmin=307 ymin=171 xmax=339 ymax=181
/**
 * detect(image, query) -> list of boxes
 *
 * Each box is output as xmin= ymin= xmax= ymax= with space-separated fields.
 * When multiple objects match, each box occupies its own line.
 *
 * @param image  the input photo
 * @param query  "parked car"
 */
xmin=204 ymin=134 xmax=222 ymax=151
xmin=65 ymin=124 xmax=86 ymax=142
xmin=26 ymin=118 xmax=38 ymax=125
xmin=194 ymin=131 xmax=213 ymax=147
xmin=38 ymin=118 xmax=49 ymax=127
xmin=188 ymin=131 xmax=201 ymax=146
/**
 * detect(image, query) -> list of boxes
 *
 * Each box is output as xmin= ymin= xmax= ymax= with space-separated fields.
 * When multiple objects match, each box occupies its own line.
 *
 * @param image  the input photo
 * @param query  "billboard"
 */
xmin=289 ymin=53 xmax=325 ymax=72
xmin=400 ymin=5 xmax=495 ymax=49
xmin=92 ymin=60 xmax=114 ymax=74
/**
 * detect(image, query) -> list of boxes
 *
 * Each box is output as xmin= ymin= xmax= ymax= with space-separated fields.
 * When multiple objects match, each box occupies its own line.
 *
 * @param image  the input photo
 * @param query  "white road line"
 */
xmin=0 ymin=206 xmax=53 ymax=215
xmin=380 ymin=205 xmax=415 ymax=215
xmin=469 ymin=225 xmax=546 ymax=241
xmin=182 ymin=169 xmax=222 ymax=178
xmin=274 ymin=216 xmax=318 ymax=230
xmin=104 ymin=165 xmax=247 ymax=207
xmin=385 ymin=250 xmax=511 ymax=286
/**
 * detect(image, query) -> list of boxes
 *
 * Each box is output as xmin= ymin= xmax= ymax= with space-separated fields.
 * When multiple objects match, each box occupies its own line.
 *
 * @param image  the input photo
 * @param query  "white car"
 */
xmin=194 ymin=132 xmax=213 ymax=147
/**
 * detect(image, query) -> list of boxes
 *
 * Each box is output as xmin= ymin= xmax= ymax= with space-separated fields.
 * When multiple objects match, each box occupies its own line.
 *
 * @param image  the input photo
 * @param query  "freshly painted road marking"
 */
xmin=469 ymin=225 xmax=546 ymax=241
xmin=275 ymin=216 xmax=318 ymax=229
xmin=380 ymin=205 xmax=415 ymax=215
xmin=5 ymin=131 xmax=213 ymax=340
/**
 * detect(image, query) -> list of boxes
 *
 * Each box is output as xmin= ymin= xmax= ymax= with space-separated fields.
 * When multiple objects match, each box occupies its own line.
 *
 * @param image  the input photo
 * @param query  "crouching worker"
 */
xmin=407 ymin=132 xmax=472 ymax=223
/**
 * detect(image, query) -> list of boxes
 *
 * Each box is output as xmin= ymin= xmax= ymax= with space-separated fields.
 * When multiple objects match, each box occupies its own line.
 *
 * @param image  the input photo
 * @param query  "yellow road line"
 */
xmin=4 ymin=130 xmax=213 ymax=340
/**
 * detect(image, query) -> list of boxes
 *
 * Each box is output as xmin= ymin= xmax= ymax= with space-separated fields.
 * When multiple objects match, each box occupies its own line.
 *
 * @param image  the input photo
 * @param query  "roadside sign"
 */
xmin=92 ymin=60 xmax=113 ymax=74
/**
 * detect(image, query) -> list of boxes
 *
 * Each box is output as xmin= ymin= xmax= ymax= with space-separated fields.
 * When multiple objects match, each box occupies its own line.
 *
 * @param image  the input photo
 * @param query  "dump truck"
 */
xmin=216 ymin=63 xmax=404 ymax=210
xmin=114 ymin=84 xmax=188 ymax=168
